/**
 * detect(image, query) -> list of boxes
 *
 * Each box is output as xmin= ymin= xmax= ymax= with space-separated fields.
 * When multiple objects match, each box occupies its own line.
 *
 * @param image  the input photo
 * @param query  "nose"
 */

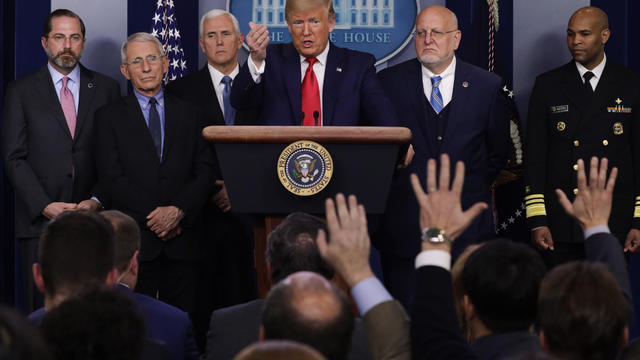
xmin=302 ymin=22 xmax=311 ymax=35
xmin=141 ymin=59 xmax=152 ymax=72
xmin=63 ymin=36 xmax=72 ymax=48
xmin=216 ymin=34 xmax=223 ymax=45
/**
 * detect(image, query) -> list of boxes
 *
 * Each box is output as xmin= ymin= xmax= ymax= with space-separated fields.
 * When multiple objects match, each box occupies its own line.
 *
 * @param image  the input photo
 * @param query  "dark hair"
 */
xmin=38 ymin=210 xmax=115 ymax=296
xmin=44 ymin=9 xmax=86 ymax=38
xmin=539 ymin=262 xmax=629 ymax=360
xmin=40 ymin=288 xmax=144 ymax=360
xmin=0 ymin=306 xmax=52 ymax=360
xmin=101 ymin=210 xmax=141 ymax=273
xmin=462 ymin=239 xmax=546 ymax=333
xmin=266 ymin=212 xmax=334 ymax=283
xmin=262 ymin=273 xmax=353 ymax=360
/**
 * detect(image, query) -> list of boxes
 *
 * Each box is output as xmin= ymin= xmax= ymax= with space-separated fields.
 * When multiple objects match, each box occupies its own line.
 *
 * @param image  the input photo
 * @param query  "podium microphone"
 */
xmin=299 ymin=112 xmax=305 ymax=126
xmin=313 ymin=111 xmax=319 ymax=126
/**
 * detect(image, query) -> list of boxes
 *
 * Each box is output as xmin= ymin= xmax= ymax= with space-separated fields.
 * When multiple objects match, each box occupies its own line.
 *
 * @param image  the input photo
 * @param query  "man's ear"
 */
xmin=463 ymin=294 xmax=475 ymax=321
xmin=130 ymin=250 xmax=140 ymax=276
xmin=32 ymin=263 xmax=46 ymax=294
xmin=105 ymin=268 xmax=119 ymax=286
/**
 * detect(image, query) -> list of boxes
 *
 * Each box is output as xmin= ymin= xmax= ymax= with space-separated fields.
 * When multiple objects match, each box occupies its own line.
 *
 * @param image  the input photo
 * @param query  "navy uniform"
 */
xmin=525 ymin=58 xmax=640 ymax=264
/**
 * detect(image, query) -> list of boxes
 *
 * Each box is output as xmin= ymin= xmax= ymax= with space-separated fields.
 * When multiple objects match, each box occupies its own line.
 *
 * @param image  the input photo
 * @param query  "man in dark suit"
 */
xmin=165 ymin=10 xmax=258 ymax=345
xmin=230 ymin=0 xmax=397 ymax=126
xmin=94 ymin=32 xmax=214 ymax=314
xmin=375 ymin=5 xmax=509 ymax=307
xmin=1 ymin=9 xmax=121 ymax=311
xmin=102 ymin=210 xmax=200 ymax=360
xmin=525 ymin=6 xmax=640 ymax=267
xmin=205 ymin=212 xmax=371 ymax=360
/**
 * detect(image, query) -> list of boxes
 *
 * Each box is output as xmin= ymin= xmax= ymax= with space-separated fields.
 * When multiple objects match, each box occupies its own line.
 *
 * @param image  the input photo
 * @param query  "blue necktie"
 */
xmin=430 ymin=76 xmax=444 ymax=114
xmin=221 ymin=76 xmax=236 ymax=125
xmin=148 ymin=97 xmax=162 ymax=160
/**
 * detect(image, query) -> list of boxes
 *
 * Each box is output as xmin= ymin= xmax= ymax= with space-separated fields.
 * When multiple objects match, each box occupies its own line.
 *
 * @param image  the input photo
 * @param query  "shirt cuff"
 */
xmin=351 ymin=277 xmax=393 ymax=316
xmin=90 ymin=196 xmax=102 ymax=206
xmin=584 ymin=225 xmax=611 ymax=239
xmin=247 ymin=58 xmax=265 ymax=83
xmin=415 ymin=250 xmax=451 ymax=271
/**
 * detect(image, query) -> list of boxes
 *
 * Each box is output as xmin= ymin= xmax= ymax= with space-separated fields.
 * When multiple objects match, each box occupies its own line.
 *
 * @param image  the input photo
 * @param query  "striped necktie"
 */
xmin=430 ymin=76 xmax=443 ymax=114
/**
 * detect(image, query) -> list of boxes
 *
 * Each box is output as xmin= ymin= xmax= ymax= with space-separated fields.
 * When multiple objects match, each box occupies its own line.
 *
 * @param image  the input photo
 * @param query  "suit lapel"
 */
xmin=35 ymin=66 xmax=73 ymax=139
xmin=283 ymin=44 xmax=302 ymax=124
xmin=75 ymin=65 xmax=96 ymax=141
xmin=323 ymin=43 xmax=343 ymax=126
xmin=560 ymin=62 xmax=589 ymax=114
xmin=162 ymin=95 xmax=179 ymax=161
xmin=199 ymin=66 xmax=225 ymax=126
xmin=441 ymin=60 xmax=468 ymax=151
xmin=124 ymin=93 xmax=160 ymax=163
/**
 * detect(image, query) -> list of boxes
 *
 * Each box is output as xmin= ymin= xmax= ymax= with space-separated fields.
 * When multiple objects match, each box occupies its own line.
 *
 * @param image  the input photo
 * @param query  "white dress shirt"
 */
xmin=48 ymin=63 xmax=80 ymax=113
xmin=207 ymin=63 xmax=240 ymax=118
xmin=421 ymin=56 xmax=456 ymax=110
xmin=575 ymin=54 xmax=606 ymax=92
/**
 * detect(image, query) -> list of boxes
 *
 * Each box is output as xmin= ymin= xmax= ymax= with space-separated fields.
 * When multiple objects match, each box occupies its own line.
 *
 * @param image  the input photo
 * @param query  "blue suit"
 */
xmin=375 ymin=58 xmax=509 ymax=306
xmin=231 ymin=42 xmax=398 ymax=126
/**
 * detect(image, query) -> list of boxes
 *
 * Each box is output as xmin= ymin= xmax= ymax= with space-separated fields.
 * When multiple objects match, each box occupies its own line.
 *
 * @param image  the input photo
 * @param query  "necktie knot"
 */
xmin=306 ymin=57 xmax=318 ymax=67
xmin=62 ymin=76 xmax=70 ymax=88
xmin=221 ymin=76 xmax=232 ymax=86
xmin=149 ymin=97 xmax=157 ymax=106
xmin=431 ymin=75 xmax=442 ymax=87
xmin=583 ymin=71 xmax=595 ymax=82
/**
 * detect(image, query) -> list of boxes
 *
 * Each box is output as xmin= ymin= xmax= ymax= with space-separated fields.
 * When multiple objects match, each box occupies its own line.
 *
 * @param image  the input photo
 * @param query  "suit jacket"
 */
xmin=117 ymin=284 xmax=200 ymax=360
xmin=230 ymin=42 xmax=398 ymax=126
xmin=376 ymin=58 xmax=509 ymax=258
xmin=2 ymin=64 xmax=120 ymax=237
xmin=362 ymin=300 xmax=411 ymax=360
xmin=164 ymin=65 xmax=258 ymax=127
xmin=94 ymin=92 xmax=215 ymax=261
xmin=204 ymin=298 xmax=372 ymax=360
xmin=525 ymin=61 xmax=640 ymax=243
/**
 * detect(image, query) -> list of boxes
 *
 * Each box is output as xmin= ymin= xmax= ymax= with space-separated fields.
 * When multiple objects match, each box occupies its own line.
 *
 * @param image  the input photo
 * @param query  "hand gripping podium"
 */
xmin=203 ymin=126 xmax=412 ymax=297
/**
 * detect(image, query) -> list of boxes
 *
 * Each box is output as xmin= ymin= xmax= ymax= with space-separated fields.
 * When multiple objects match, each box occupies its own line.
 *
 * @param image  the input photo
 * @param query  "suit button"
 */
xmin=603 ymin=140 xmax=609 ymax=146
xmin=573 ymin=164 xmax=578 ymax=171
xmin=573 ymin=140 xmax=579 ymax=147
xmin=573 ymin=188 xmax=579 ymax=195
xmin=437 ymin=136 xmax=442 ymax=141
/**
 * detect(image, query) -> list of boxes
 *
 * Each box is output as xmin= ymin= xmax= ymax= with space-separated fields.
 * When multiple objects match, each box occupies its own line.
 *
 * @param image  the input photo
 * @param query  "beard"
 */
xmin=47 ymin=48 xmax=82 ymax=71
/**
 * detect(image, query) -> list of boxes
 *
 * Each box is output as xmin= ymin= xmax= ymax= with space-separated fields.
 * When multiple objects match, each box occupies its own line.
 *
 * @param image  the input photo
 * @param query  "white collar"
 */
xmin=575 ymin=54 xmax=606 ymax=79
xmin=298 ymin=41 xmax=330 ymax=66
xmin=422 ymin=56 xmax=456 ymax=80
xmin=208 ymin=63 xmax=240 ymax=86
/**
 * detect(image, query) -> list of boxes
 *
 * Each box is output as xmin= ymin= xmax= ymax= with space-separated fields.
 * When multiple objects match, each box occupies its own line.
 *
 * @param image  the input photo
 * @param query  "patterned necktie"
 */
xmin=583 ymin=71 xmax=595 ymax=95
xmin=430 ymin=75 xmax=444 ymax=114
xmin=221 ymin=76 xmax=236 ymax=125
xmin=148 ymin=97 xmax=162 ymax=160
xmin=60 ymin=76 xmax=77 ymax=138
xmin=301 ymin=57 xmax=321 ymax=126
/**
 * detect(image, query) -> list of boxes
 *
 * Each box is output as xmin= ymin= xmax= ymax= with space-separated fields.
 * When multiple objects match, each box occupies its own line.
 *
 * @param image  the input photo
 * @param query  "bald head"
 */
xmin=414 ymin=5 xmax=461 ymax=74
xmin=566 ymin=6 xmax=610 ymax=69
xmin=262 ymin=272 xmax=353 ymax=360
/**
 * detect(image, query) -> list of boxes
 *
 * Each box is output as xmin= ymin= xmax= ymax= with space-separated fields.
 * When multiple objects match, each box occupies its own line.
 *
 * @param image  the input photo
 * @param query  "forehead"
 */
xmin=49 ymin=16 xmax=82 ymax=34
xmin=288 ymin=6 xmax=329 ymax=20
xmin=568 ymin=13 xmax=598 ymax=32
xmin=203 ymin=14 xmax=235 ymax=32
xmin=416 ymin=9 xmax=452 ymax=29
xmin=126 ymin=41 xmax=159 ymax=58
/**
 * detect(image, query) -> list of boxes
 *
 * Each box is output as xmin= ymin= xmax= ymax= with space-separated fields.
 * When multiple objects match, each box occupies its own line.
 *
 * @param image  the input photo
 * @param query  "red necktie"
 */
xmin=301 ymin=57 xmax=321 ymax=126
xmin=60 ymin=76 xmax=77 ymax=138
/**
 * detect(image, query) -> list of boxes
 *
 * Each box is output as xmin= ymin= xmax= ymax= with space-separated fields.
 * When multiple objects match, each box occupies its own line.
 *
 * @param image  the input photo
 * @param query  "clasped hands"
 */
xmin=146 ymin=206 xmax=184 ymax=242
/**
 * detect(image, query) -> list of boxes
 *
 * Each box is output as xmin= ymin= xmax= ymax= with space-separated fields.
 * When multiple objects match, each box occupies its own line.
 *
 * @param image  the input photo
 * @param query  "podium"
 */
xmin=203 ymin=126 xmax=411 ymax=297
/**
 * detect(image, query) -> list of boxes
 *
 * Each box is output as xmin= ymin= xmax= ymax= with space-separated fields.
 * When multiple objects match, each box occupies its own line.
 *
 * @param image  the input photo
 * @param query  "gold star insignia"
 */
xmin=616 ymin=98 xmax=622 ymax=104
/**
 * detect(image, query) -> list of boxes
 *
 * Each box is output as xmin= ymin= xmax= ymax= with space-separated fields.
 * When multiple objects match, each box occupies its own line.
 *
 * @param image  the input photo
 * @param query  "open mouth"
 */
xmin=303 ymin=40 xmax=313 ymax=48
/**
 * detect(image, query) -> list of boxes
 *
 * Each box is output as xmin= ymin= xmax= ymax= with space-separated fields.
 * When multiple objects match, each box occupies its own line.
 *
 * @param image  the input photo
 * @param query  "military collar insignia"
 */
xmin=607 ymin=98 xmax=631 ymax=113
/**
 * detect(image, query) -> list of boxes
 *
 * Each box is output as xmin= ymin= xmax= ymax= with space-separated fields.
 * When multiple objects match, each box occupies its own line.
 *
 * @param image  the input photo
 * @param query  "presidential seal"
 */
xmin=277 ymin=140 xmax=333 ymax=196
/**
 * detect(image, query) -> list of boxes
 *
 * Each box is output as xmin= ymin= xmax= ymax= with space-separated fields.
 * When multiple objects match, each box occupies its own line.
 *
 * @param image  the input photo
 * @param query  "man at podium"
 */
xmin=230 ymin=0 xmax=398 ymax=127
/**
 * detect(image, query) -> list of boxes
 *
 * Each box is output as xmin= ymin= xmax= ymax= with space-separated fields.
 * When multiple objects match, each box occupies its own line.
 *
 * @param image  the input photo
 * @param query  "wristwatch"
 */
xmin=421 ymin=227 xmax=451 ymax=244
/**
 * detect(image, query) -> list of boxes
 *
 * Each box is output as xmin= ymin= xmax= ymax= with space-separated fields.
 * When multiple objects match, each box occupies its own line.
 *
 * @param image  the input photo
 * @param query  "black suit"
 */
xmin=166 ymin=66 xmax=259 ymax=347
xmin=205 ymin=299 xmax=372 ymax=360
xmin=525 ymin=60 xmax=640 ymax=265
xmin=94 ymin=92 xmax=214 ymax=312
xmin=2 ymin=64 xmax=120 ymax=310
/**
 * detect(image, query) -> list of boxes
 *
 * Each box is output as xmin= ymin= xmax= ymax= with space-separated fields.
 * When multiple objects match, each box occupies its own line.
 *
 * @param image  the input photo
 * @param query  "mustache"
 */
xmin=55 ymin=49 xmax=78 ymax=58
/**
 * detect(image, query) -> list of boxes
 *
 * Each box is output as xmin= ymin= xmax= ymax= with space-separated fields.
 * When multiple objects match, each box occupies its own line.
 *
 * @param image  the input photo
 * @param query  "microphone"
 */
xmin=313 ymin=111 xmax=319 ymax=126
xmin=299 ymin=112 xmax=305 ymax=126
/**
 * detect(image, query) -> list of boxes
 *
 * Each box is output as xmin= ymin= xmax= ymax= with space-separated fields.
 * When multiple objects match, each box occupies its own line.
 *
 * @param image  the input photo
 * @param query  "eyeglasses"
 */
xmin=415 ymin=29 xmax=457 ymax=40
xmin=205 ymin=31 xmax=235 ymax=40
xmin=47 ymin=34 xmax=83 ymax=43
xmin=125 ymin=54 xmax=163 ymax=67
xmin=290 ymin=19 xmax=322 ymax=29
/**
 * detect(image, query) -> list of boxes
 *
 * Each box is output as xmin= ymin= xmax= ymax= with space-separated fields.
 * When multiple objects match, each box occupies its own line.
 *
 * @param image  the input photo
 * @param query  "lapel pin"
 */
xmin=462 ymin=81 xmax=469 ymax=88
xmin=336 ymin=67 xmax=342 ymax=72
xmin=88 ymin=83 xmax=94 ymax=88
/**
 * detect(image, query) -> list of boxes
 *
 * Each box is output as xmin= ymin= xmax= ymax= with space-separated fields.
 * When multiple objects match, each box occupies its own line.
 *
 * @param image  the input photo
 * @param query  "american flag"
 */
xmin=150 ymin=0 xmax=189 ymax=84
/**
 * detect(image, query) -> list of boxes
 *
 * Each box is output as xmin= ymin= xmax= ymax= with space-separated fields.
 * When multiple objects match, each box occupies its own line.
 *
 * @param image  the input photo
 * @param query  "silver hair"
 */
xmin=199 ymin=9 xmax=241 ymax=38
xmin=120 ymin=32 xmax=164 ymax=64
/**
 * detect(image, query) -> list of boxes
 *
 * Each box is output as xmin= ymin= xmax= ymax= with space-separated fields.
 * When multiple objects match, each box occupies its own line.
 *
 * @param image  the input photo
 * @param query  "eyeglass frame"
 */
xmin=123 ymin=54 xmax=164 ymax=67
xmin=415 ymin=28 xmax=458 ymax=40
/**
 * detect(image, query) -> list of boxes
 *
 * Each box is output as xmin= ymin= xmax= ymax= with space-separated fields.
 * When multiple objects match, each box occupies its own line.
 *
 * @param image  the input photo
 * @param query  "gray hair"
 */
xmin=199 ymin=9 xmax=241 ymax=38
xmin=120 ymin=32 xmax=164 ymax=64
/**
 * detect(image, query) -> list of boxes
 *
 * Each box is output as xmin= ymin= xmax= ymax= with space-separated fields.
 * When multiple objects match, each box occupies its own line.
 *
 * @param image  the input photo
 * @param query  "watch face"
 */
xmin=425 ymin=228 xmax=442 ymax=238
